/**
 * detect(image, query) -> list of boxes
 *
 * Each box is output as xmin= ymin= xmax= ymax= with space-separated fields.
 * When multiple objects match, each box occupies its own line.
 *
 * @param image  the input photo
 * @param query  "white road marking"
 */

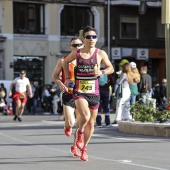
xmin=89 ymin=156 xmax=169 ymax=170
xmin=121 ymin=160 xmax=132 ymax=163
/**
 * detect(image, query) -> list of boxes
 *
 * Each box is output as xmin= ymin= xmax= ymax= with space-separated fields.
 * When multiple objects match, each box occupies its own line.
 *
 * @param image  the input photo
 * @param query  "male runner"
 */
xmin=9 ymin=70 xmax=33 ymax=122
xmin=52 ymin=37 xmax=83 ymax=157
xmin=63 ymin=26 xmax=114 ymax=161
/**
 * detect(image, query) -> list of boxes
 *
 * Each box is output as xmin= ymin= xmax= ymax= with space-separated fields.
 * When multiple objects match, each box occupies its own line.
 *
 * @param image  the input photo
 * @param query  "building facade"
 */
xmin=107 ymin=0 xmax=164 ymax=84
xmin=0 ymin=0 xmax=165 ymax=86
xmin=0 ymin=0 xmax=105 ymax=85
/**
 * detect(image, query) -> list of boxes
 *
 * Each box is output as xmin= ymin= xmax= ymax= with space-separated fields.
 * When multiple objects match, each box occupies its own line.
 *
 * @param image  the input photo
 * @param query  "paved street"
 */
xmin=0 ymin=114 xmax=170 ymax=170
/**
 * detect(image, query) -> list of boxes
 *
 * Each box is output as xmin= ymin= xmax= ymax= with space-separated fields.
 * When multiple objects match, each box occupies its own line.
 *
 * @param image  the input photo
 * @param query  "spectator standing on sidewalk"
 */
xmin=129 ymin=62 xmax=140 ymax=105
xmin=110 ymin=70 xmax=122 ymax=113
xmin=31 ymin=81 xmax=40 ymax=114
xmin=11 ymin=85 xmax=16 ymax=116
xmin=0 ymin=97 xmax=7 ymax=115
xmin=152 ymin=83 xmax=161 ymax=108
xmin=139 ymin=66 xmax=152 ymax=104
xmin=50 ymin=81 xmax=60 ymax=115
xmin=9 ymin=70 xmax=33 ymax=122
xmin=112 ymin=63 xmax=133 ymax=124
xmin=0 ymin=83 xmax=7 ymax=104
xmin=41 ymin=85 xmax=51 ymax=114
xmin=26 ymin=81 xmax=34 ymax=113
xmin=159 ymin=78 xmax=167 ymax=108
xmin=96 ymin=63 xmax=114 ymax=127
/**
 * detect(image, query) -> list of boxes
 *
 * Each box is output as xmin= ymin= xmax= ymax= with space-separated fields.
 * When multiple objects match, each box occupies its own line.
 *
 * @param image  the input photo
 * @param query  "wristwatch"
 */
xmin=102 ymin=70 xmax=105 ymax=75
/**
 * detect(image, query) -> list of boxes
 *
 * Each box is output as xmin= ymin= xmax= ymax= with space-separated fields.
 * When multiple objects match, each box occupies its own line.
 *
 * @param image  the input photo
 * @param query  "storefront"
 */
xmin=111 ymin=47 xmax=166 ymax=85
xmin=111 ymin=47 xmax=146 ymax=71
xmin=149 ymin=49 xmax=166 ymax=84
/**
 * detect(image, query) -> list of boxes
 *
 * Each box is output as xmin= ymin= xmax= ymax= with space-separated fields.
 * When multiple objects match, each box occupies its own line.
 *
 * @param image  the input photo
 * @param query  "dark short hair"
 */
xmin=83 ymin=25 xmax=97 ymax=36
xmin=70 ymin=37 xmax=82 ymax=44
xmin=0 ymin=83 xmax=4 ymax=88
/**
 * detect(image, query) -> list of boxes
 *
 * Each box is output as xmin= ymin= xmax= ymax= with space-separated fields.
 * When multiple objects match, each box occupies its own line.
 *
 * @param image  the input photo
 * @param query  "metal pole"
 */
xmin=162 ymin=0 xmax=170 ymax=100
xmin=165 ymin=24 xmax=170 ymax=99
xmin=107 ymin=0 xmax=110 ymax=58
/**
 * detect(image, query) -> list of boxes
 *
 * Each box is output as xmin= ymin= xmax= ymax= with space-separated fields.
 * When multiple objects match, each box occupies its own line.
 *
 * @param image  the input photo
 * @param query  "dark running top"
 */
xmin=74 ymin=48 xmax=99 ymax=95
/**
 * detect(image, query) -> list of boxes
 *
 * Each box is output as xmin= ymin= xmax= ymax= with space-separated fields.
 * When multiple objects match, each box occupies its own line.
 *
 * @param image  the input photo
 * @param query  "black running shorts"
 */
xmin=73 ymin=92 xmax=100 ymax=110
xmin=62 ymin=92 xmax=75 ymax=108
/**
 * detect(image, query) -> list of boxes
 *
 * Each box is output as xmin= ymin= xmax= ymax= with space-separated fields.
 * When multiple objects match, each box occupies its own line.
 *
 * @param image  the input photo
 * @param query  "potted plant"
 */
xmin=130 ymin=98 xmax=170 ymax=123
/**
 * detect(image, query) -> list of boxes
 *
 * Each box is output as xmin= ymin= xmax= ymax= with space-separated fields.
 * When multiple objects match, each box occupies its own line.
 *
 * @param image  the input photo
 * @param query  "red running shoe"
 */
xmin=80 ymin=148 xmax=88 ymax=161
xmin=76 ymin=130 xmax=84 ymax=150
xmin=64 ymin=126 xmax=72 ymax=137
xmin=69 ymin=146 xmax=80 ymax=157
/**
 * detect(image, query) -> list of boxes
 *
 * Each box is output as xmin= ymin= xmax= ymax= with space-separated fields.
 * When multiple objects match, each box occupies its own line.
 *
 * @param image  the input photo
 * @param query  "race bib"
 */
xmin=20 ymin=93 xmax=25 ymax=99
xmin=78 ymin=80 xmax=95 ymax=93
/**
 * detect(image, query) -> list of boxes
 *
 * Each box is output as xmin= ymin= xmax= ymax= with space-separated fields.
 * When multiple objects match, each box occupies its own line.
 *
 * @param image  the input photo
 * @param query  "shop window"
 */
xmin=13 ymin=2 xmax=45 ymax=34
xmin=13 ymin=56 xmax=44 ymax=85
xmin=61 ymin=6 xmax=94 ymax=36
xmin=120 ymin=16 xmax=139 ymax=39
xmin=156 ymin=19 xmax=165 ymax=39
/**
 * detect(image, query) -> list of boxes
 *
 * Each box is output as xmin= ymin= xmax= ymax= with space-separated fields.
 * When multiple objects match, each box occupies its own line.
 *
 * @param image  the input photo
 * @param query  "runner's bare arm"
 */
xmin=100 ymin=50 xmax=114 ymax=74
xmin=27 ymin=83 xmax=33 ymax=98
xmin=94 ymin=49 xmax=114 ymax=77
xmin=52 ymin=58 xmax=68 ymax=92
xmin=63 ymin=50 xmax=76 ymax=86
xmin=52 ymin=58 xmax=64 ymax=85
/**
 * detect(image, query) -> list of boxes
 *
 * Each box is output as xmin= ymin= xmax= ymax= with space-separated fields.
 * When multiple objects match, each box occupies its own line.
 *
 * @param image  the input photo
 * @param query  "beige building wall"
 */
xmin=13 ymin=36 xmax=48 ymax=56
xmin=45 ymin=4 xmax=61 ymax=84
xmin=1 ymin=2 xmax=62 ymax=84
xmin=2 ymin=1 xmax=13 ymax=80
xmin=96 ymin=6 xmax=105 ymax=48
xmin=1 ymin=1 xmax=105 ymax=84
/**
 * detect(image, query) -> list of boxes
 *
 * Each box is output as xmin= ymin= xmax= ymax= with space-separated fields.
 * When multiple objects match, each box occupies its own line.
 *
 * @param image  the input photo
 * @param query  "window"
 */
xmin=156 ymin=19 xmax=165 ymax=38
xmin=13 ymin=2 xmax=45 ymax=34
xmin=61 ymin=6 xmax=94 ymax=36
xmin=120 ymin=16 xmax=139 ymax=39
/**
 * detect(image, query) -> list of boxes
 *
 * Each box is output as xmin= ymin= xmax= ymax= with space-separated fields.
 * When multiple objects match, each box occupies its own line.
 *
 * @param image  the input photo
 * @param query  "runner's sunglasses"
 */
xmin=71 ymin=44 xmax=83 ymax=47
xmin=84 ymin=35 xmax=97 ymax=39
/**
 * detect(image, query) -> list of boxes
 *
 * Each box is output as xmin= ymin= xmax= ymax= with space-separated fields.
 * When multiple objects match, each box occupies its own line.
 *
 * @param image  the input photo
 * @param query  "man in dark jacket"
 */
xmin=159 ymin=78 xmax=167 ymax=108
xmin=139 ymin=66 xmax=152 ymax=104
xmin=96 ymin=64 xmax=114 ymax=127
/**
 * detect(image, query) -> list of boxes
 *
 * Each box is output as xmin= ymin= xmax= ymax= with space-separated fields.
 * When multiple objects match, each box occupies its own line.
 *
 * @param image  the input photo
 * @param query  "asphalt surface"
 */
xmin=0 ymin=114 xmax=170 ymax=170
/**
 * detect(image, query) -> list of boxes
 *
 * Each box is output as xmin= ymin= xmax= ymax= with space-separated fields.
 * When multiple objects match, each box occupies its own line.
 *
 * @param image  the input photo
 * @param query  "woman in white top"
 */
xmin=112 ymin=63 xmax=133 ymax=124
